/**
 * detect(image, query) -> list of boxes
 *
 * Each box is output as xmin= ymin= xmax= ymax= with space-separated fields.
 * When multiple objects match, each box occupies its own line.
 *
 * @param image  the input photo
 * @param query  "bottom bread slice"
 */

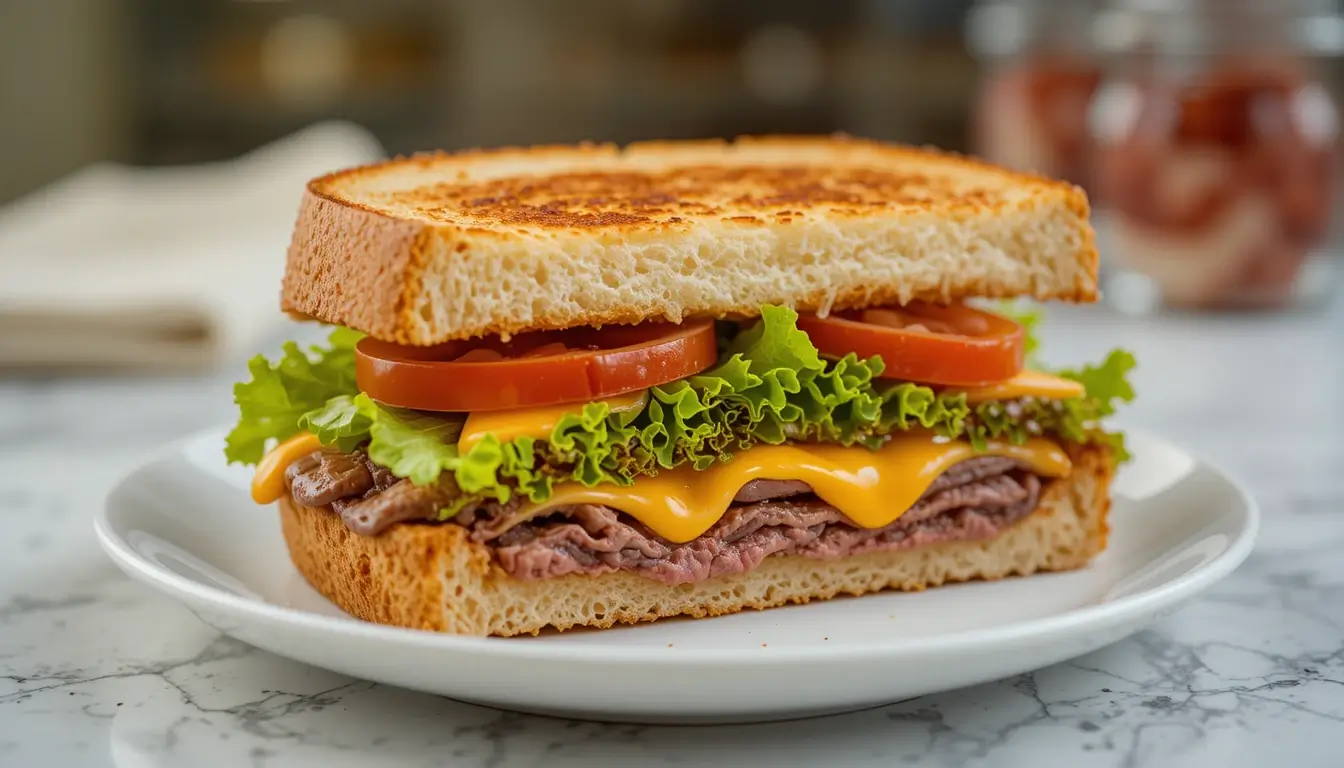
xmin=280 ymin=446 xmax=1112 ymax=637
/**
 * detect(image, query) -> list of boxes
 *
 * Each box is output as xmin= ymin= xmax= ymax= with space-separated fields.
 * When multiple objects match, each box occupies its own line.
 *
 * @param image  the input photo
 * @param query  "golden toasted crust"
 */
xmin=282 ymin=136 xmax=1098 ymax=343
xmin=281 ymin=446 xmax=1113 ymax=637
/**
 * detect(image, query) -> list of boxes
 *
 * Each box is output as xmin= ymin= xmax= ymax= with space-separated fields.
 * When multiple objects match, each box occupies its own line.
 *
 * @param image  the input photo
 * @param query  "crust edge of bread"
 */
xmin=280 ymin=446 xmax=1113 ymax=637
xmin=280 ymin=136 xmax=1098 ymax=344
xmin=300 ymin=135 xmax=1089 ymax=200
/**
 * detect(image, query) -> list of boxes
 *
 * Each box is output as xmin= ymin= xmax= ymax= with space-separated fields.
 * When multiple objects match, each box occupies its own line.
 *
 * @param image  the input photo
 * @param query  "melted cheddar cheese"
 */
xmin=253 ymin=376 xmax=1079 ymax=540
xmin=457 ymin=390 xmax=649 ymax=453
xmin=510 ymin=433 xmax=1071 ymax=543
xmin=251 ymin=431 xmax=322 ymax=504
xmin=956 ymin=369 xmax=1085 ymax=404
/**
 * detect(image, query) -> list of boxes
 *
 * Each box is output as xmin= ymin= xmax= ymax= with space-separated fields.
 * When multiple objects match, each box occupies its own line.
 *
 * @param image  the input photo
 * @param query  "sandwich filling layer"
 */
xmin=230 ymin=306 xmax=1135 ymax=524
xmin=284 ymin=447 xmax=1047 ymax=585
xmin=231 ymin=302 xmax=1136 ymax=585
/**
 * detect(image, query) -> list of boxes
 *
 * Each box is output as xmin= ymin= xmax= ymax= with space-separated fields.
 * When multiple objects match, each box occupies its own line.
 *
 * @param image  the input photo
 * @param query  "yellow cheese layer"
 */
xmin=457 ymin=390 xmax=649 ymax=453
xmin=254 ymin=376 xmax=1080 ymax=531
xmin=956 ymin=369 xmax=1085 ymax=404
xmin=514 ymin=433 xmax=1072 ymax=543
xmin=251 ymin=431 xmax=322 ymax=504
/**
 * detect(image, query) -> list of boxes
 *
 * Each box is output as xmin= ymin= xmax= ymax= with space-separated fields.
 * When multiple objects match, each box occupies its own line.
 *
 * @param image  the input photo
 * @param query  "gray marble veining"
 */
xmin=1 ymin=301 xmax=1342 ymax=767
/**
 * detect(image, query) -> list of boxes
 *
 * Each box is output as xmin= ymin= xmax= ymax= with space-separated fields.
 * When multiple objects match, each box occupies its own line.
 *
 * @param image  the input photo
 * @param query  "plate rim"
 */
xmin=95 ymin=424 xmax=1259 ymax=666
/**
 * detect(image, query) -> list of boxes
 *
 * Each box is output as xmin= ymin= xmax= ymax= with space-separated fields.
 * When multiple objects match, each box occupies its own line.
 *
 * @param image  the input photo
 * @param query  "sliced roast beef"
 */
xmin=723 ymin=458 xmax=1019 ymax=506
xmin=492 ymin=472 xmax=1040 ymax=584
xmin=285 ymin=451 xmax=1031 ymax=540
xmin=924 ymin=456 xmax=1021 ymax=493
xmin=337 ymin=480 xmax=459 ymax=536
xmin=287 ymin=449 xmax=399 ymax=509
xmin=732 ymin=479 xmax=813 ymax=503
xmin=287 ymin=448 xmax=449 ymax=535
xmin=286 ymin=450 xmax=373 ymax=507
xmin=282 ymin=448 xmax=1051 ymax=584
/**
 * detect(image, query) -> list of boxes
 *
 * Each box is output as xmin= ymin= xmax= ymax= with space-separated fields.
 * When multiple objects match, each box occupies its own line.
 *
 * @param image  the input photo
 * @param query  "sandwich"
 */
xmin=227 ymin=136 xmax=1136 ymax=637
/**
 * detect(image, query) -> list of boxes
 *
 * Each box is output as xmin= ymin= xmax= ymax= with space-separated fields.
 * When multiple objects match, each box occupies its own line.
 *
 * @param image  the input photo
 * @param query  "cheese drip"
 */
xmin=956 ymin=369 xmax=1085 ymax=403
xmin=513 ymin=433 xmax=1071 ymax=543
xmin=251 ymin=432 xmax=322 ymax=504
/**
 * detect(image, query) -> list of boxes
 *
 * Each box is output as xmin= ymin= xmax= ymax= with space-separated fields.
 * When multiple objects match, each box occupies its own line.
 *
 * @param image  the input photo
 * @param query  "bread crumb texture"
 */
xmin=282 ymin=445 xmax=1112 ymax=637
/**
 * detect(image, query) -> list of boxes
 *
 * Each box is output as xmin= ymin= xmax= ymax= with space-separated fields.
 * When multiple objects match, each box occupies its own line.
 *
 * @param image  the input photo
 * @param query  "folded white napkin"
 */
xmin=0 ymin=121 xmax=384 ymax=372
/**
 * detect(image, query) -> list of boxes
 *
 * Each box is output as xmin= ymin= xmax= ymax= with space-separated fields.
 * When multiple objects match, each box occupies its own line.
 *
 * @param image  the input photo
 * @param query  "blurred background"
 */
xmin=0 ymin=0 xmax=993 ymax=202
xmin=1 ymin=0 xmax=1343 ymax=371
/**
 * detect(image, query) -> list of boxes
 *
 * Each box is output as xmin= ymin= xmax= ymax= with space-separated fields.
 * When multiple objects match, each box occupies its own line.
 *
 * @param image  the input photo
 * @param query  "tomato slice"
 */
xmin=796 ymin=302 xmax=1024 ymax=386
xmin=355 ymin=320 xmax=717 ymax=412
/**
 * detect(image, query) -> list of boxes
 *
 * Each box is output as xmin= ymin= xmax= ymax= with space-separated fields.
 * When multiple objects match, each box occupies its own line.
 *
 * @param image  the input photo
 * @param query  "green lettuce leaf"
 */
xmin=1059 ymin=348 xmax=1138 ymax=414
xmin=879 ymin=384 xmax=970 ymax=437
xmin=1056 ymin=348 xmax=1139 ymax=460
xmin=298 ymin=394 xmax=371 ymax=454
xmin=353 ymin=394 xmax=463 ymax=486
xmin=224 ymin=327 xmax=362 ymax=464
xmin=996 ymin=299 xmax=1043 ymax=367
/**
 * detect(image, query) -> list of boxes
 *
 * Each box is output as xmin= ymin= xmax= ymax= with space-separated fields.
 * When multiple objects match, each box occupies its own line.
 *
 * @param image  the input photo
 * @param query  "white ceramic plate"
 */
xmin=97 ymin=426 xmax=1257 ymax=724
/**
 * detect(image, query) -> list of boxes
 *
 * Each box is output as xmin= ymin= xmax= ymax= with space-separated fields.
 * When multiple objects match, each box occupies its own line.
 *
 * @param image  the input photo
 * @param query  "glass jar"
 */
xmin=1089 ymin=0 xmax=1342 ymax=312
xmin=967 ymin=0 xmax=1105 ymax=189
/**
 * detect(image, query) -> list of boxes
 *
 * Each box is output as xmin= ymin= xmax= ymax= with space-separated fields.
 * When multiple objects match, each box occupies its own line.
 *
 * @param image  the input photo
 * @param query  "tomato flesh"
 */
xmin=356 ymin=319 xmax=717 ymax=412
xmin=796 ymin=302 xmax=1024 ymax=386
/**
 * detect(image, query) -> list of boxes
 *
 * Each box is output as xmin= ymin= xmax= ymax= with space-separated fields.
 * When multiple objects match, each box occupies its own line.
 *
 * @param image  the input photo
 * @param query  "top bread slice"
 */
xmin=282 ymin=135 xmax=1098 ymax=344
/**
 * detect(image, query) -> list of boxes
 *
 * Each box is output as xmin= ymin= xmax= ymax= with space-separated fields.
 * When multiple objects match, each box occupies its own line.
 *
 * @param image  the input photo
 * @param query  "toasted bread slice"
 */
xmin=282 ymin=136 xmax=1097 ymax=344
xmin=280 ymin=446 xmax=1111 ymax=637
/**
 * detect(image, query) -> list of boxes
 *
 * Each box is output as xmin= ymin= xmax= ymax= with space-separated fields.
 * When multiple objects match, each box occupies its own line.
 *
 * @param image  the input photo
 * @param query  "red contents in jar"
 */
xmin=976 ymin=56 xmax=1101 ymax=188
xmin=1096 ymin=64 xmax=1338 ymax=309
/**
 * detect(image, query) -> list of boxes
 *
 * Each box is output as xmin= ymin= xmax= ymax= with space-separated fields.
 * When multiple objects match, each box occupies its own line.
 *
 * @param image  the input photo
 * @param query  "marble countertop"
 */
xmin=2 ymin=299 xmax=1342 ymax=768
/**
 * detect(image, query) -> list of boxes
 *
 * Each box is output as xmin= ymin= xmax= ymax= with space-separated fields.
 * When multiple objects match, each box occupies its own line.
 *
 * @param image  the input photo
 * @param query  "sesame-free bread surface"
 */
xmin=282 ymin=136 xmax=1098 ymax=344
xmin=280 ymin=446 xmax=1112 ymax=637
